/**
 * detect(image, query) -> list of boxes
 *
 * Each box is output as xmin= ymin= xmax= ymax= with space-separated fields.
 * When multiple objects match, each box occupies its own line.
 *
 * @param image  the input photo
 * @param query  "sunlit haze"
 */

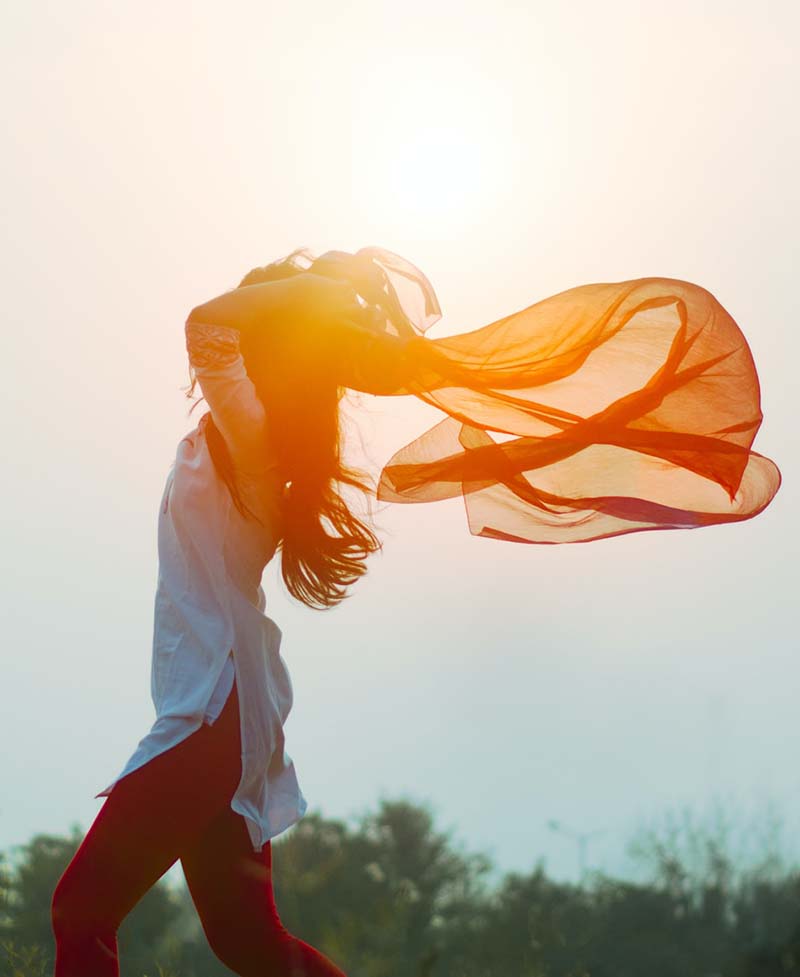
xmin=2 ymin=0 xmax=797 ymax=888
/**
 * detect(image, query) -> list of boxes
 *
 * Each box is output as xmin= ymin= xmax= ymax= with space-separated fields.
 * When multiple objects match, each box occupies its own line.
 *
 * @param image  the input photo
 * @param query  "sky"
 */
xmin=1 ymin=0 xmax=797 ymax=889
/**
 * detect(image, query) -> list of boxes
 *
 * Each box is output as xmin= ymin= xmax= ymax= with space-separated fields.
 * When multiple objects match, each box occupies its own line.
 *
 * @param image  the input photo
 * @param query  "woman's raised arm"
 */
xmin=185 ymin=320 xmax=275 ymax=476
xmin=187 ymin=272 xmax=370 ymax=338
xmin=187 ymin=279 xmax=297 ymax=335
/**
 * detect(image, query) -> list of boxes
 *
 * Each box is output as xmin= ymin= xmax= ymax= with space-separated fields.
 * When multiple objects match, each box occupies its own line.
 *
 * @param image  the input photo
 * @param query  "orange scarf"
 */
xmin=314 ymin=248 xmax=781 ymax=543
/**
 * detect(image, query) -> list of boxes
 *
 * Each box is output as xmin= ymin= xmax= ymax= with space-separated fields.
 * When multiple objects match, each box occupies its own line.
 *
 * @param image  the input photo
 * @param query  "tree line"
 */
xmin=2 ymin=797 xmax=800 ymax=977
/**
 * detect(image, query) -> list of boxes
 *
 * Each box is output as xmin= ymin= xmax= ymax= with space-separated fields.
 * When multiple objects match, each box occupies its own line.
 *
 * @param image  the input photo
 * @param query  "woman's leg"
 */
xmin=180 ymin=805 xmax=349 ymax=977
xmin=51 ymin=684 xmax=243 ymax=977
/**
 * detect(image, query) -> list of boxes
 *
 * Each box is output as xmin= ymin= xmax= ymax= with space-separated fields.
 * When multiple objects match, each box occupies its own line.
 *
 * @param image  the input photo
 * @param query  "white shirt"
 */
xmin=96 ymin=321 xmax=307 ymax=851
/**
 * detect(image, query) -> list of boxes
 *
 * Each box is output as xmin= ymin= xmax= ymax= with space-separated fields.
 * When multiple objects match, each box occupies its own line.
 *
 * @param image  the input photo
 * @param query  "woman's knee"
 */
xmin=51 ymin=871 xmax=77 ymax=937
xmin=51 ymin=865 xmax=113 ymax=941
xmin=205 ymin=916 xmax=294 ymax=974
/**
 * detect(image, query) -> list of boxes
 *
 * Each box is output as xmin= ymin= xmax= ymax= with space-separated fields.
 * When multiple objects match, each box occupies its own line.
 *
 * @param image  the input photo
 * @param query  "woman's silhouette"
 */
xmin=50 ymin=245 xmax=780 ymax=976
xmin=50 ymin=247 xmax=399 ymax=976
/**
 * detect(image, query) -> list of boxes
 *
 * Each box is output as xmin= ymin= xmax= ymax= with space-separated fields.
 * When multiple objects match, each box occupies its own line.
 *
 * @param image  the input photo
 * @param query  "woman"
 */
xmin=50 ymin=245 xmax=780 ymax=976
xmin=50 ymin=247 xmax=401 ymax=977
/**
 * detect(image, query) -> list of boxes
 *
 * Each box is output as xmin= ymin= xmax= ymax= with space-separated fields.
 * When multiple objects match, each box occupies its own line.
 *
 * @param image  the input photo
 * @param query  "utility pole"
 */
xmin=547 ymin=819 xmax=605 ymax=882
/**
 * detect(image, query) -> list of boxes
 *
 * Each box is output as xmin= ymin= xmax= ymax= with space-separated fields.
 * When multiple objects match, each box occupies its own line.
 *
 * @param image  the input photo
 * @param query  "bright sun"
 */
xmin=349 ymin=54 xmax=514 ymax=231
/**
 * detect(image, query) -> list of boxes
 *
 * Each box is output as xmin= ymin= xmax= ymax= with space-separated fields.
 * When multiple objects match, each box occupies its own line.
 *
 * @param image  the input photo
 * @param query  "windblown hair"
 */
xmin=187 ymin=247 xmax=382 ymax=611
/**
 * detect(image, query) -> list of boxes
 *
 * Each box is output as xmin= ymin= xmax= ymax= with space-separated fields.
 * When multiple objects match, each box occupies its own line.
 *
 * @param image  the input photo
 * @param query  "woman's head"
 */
xmin=191 ymin=246 xmax=383 ymax=610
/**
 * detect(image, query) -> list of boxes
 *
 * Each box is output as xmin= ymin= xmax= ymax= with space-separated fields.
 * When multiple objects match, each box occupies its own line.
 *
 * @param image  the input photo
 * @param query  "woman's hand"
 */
xmin=281 ymin=271 xmax=380 ymax=335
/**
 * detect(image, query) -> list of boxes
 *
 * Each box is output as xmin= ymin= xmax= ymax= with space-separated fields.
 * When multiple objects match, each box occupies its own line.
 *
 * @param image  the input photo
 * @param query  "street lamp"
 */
xmin=547 ymin=819 xmax=605 ymax=882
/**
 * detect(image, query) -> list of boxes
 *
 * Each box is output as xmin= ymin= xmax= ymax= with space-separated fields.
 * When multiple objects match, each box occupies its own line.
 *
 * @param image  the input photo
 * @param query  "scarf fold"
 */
xmin=313 ymin=247 xmax=781 ymax=543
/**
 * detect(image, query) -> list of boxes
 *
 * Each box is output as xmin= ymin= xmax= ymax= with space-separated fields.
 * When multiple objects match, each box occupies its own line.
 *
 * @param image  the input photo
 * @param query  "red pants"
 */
xmin=51 ymin=681 xmax=348 ymax=977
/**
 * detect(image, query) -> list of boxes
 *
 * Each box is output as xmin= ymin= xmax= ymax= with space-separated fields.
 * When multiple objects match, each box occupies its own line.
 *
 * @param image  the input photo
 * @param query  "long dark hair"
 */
xmin=187 ymin=247 xmax=382 ymax=610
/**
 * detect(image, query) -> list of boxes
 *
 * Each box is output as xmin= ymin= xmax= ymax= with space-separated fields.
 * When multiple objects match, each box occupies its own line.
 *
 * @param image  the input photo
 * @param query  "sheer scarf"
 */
xmin=310 ymin=248 xmax=781 ymax=544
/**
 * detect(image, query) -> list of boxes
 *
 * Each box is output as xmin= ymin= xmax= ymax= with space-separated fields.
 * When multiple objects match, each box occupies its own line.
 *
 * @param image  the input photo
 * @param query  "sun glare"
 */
xmin=349 ymin=55 xmax=514 ymax=231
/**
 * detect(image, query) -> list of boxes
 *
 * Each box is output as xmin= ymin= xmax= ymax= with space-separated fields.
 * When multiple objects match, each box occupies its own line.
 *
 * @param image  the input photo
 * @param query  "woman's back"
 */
xmin=96 ymin=320 xmax=307 ymax=852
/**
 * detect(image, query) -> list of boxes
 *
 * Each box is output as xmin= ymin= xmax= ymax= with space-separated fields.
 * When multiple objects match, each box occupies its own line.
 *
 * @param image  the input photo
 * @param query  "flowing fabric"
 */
xmin=312 ymin=248 xmax=781 ymax=543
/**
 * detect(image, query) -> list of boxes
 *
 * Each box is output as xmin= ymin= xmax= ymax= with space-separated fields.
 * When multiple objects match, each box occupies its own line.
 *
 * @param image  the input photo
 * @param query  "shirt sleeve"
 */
xmin=185 ymin=320 xmax=276 ymax=475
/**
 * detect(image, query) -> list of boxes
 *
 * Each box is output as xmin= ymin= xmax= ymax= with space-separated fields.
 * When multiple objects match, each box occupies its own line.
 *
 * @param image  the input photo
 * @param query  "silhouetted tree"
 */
xmin=3 ymin=798 xmax=800 ymax=977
